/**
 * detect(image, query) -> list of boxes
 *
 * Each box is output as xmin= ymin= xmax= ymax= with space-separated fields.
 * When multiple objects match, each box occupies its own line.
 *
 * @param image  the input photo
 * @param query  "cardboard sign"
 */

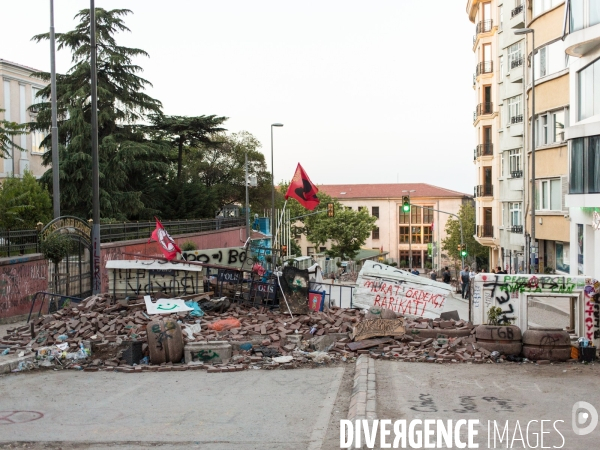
xmin=353 ymin=261 xmax=452 ymax=318
xmin=144 ymin=295 xmax=194 ymax=315
xmin=352 ymin=318 xmax=406 ymax=341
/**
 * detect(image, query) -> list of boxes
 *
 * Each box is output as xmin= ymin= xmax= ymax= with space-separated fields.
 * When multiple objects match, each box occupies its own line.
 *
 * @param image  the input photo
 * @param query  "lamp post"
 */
xmin=515 ymin=28 xmax=535 ymax=273
xmin=270 ymin=123 xmax=283 ymax=242
xmin=402 ymin=189 xmax=416 ymax=271
xmin=90 ymin=0 xmax=101 ymax=294
xmin=49 ymin=0 xmax=60 ymax=218
xmin=245 ymin=150 xmax=250 ymax=240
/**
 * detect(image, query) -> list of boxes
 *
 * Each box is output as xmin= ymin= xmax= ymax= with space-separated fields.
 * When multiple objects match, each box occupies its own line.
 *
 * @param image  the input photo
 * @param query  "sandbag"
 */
xmin=146 ymin=318 xmax=184 ymax=364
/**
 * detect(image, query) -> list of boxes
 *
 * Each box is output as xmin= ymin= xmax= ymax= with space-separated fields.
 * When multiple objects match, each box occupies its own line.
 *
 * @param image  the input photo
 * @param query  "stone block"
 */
xmin=184 ymin=341 xmax=232 ymax=364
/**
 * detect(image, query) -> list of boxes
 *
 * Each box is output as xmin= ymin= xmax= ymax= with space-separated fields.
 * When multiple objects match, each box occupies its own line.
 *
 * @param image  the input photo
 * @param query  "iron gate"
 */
xmin=41 ymin=216 xmax=92 ymax=299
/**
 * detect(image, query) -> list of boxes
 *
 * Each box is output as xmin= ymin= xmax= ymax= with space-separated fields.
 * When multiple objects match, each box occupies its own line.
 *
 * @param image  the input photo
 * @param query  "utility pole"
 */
xmin=90 ymin=1 xmax=102 ymax=294
xmin=49 ymin=0 xmax=60 ymax=218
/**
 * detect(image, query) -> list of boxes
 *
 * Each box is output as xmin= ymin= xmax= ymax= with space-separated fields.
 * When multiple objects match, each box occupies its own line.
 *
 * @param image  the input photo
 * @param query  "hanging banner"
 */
xmin=353 ymin=260 xmax=453 ymax=318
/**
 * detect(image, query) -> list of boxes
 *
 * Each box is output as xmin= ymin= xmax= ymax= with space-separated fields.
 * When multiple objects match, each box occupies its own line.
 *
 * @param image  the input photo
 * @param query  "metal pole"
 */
xmin=530 ymin=31 xmax=536 ymax=274
xmin=49 ymin=0 xmax=60 ymax=218
xmin=245 ymin=151 xmax=250 ymax=240
xmin=460 ymin=217 xmax=465 ymax=269
xmin=90 ymin=1 xmax=102 ymax=294
xmin=408 ymin=197 xmax=412 ymax=271
xmin=270 ymin=126 xmax=275 ymax=238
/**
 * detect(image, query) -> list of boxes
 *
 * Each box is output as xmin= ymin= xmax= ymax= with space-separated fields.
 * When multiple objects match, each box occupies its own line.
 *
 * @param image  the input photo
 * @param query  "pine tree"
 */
xmin=30 ymin=8 xmax=167 ymax=220
xmin=0 ymin=108 xmax=27 ymax=160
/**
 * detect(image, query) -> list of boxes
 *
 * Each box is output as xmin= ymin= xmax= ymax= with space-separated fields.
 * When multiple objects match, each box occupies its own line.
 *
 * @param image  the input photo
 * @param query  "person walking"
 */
xmin=430 ymin=270 xmax=438 ymax=281
xmin=460 ymin=266 xmax=471 ymax=299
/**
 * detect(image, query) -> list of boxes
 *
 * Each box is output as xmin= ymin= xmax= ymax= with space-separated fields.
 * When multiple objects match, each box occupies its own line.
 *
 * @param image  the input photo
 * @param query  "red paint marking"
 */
xmin=0 ymin=411 xmax=44 ymax=425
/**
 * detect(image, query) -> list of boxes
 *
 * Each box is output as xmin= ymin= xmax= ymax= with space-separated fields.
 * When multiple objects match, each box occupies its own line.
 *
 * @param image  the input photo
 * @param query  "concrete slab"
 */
xmin=0 ymin=366 xmax=344 ymax=449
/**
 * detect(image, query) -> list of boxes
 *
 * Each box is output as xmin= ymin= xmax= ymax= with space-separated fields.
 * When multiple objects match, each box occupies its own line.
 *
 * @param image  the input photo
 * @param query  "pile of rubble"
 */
xmin=0 ymin=294 xmax=507 ymax=372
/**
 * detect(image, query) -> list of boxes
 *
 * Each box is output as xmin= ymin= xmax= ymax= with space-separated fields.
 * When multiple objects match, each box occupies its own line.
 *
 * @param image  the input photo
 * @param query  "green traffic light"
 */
xmin=461 ymin=250 xmax=467 ymax=257
xmin=402 ymin=204 xmax=410 ymax=213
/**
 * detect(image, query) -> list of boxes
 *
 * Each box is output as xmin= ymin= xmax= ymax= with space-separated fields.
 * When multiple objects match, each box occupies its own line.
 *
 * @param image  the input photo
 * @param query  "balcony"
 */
xmin=509 ymin=225 xmax=523 ymax=233
xmin=511 ymin=4 xmax=524 ymax=18
xmin=474 ymin=184 xmax=493 ymax=198
xmin=476 ymin=143 xmax=493 ymax=157
xmin=510 ymin=114 xmax=523 ymax=124
xmin=474 ymin=102 xmax=494 ymax=122
xmin=476 ymin=20 xmax=493 ymax=35
xmin=510 ymin=56 xmax=523 ymax=69
xmin=477 ymin=224 xmax=494 ymax=238
xmin=476 ymin=61 xmax=493 ymax=76
xmin=510 ymin=170 xmax=523 ymax=178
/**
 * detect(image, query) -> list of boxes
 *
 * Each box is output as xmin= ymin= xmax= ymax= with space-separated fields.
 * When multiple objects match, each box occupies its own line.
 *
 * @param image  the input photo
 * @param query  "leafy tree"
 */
xmin=0 ymin=108 xmax=28 ymax=160
xmin=441 ymin=201 xmax=488 ymax=267
xmin=0 ymin=171 xmax=52 ymax=229
xmin=30 ymin=8 xmax=167 ymax=220
xmin=147 ymin=114 xmax=228 ymax=182
xmin=279 ymin=182 xmax=376 ymax=259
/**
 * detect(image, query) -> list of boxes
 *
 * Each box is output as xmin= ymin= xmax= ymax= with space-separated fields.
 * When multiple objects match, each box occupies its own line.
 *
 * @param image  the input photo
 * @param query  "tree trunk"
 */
xmin=177 ymin=135 xmax=184 ymax=181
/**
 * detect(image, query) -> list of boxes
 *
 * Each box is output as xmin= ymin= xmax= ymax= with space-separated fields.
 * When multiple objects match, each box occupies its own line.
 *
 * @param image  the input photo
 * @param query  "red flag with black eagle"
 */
xmin=285 ymin=163 xmax=320 ymax=210
xmin=148 ymin=217 xmax=182 ymax=260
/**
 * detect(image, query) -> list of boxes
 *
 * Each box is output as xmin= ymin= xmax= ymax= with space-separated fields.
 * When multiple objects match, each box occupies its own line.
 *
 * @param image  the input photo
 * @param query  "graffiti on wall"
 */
xmin=0 ymin=258 xmax=48 ymax=318
xmin=182 ymin=247 xmax=252 ymax=269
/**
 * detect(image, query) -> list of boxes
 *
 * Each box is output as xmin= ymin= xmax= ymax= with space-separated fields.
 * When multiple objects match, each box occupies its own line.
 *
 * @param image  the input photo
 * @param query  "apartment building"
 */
xmin=295 ymin=183 xmax=471 ymax=271
xmin=0 ymin=59 xmax=48 ymax=180
xmin=563 ymin=0 xmax=600 ymax=277
xmin=467 ymin=1 xmax=570 ymax=274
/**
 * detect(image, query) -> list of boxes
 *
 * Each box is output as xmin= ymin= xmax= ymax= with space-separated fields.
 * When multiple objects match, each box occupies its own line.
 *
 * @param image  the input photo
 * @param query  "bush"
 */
xmin=181 ymin=241 xmax=198 ymax=251
xmin=41 ymin=233 xmax=72 ymax=264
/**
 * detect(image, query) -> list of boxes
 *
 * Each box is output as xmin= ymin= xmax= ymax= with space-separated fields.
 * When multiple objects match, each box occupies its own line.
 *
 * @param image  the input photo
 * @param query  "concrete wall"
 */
xmin=0 ymin=254 xmax=48 ymax=322
xmin=0 ymin=226 xmax=246 ymax=322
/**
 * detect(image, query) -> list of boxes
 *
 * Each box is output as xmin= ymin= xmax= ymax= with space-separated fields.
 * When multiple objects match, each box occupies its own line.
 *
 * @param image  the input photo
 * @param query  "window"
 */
xmin=508 ymin=95 xmax=522 ymax=124
xmin=307 ymin=247 xmax=315 ymax=256
xmin=569 ymin=0 xmax=600 ymax=33
xmin=422 ymin=206 xmax=433 ymax=224
xmin=508 ymin=42 xmax=522 ymax=69
xmin=399 ymin=226 xmax=410 ymax=243
xmin=500 ymin=5 xmax=503 ymax=29
xmin=501 ymin=203 xmax=506 ymax=227
xmin=398 ymin=251 xmax=410 ymax=268
xmin=534 ymin=40 xmax=565 ymax=80
xmin=31 ymin=131 xmax=46 ymax=154
xmin=372 ymin=227 xmax=380 ymax=240
xmin=411 ymin=205 xmax=421 ymax=224
xmin=501 ymin=152 xmax=506 ymax=177
xmin=399 ymin=208 xmax=409 ymax=224
xmin=536 ymin=109 xmax=568 ymax=146
xmin=358 ymin=206 xmax=366 ymax=212
xmin=536 ymin=179 xmax=562 ymax=210
xmin=510 ymin=203 xmax=522 ymax=226
xmin=372 ymin=206 xmax=379 ymax=218
xmin=570 ymin=135 xmax=600 ymax=194
xmin=320 ymin=247 xmax=327 ymax=252
xmin=345 ymin=206 xmax=353 ymax=211
xmin=578 ymin=58 xmax=600 ymax=120
xmin=411 ymin=226 xmax=421 ymax=244
xmin=533 ymin=0 xmax=564 ymax=18
xmin=499 ymin=55 xmax=504 ymax=80
xmin=423 ymin=226 xmax=432 ymax=244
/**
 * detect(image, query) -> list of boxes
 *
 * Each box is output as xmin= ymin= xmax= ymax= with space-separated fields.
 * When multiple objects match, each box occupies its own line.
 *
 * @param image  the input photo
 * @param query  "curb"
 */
xmin=347 ymin=354 xmax=377 ymax=422
xmin=0 ymin=355 xmax=35 ymax=374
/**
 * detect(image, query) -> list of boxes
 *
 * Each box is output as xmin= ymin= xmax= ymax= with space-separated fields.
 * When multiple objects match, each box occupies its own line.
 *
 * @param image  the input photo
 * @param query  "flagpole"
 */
xmin=275 ymin=199 xmax=288 ymax=259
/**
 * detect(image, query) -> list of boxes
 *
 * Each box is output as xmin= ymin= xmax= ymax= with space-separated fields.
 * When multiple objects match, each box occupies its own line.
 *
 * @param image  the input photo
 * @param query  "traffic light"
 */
xmin=281 ymin=245 xmax=287 ymax=257
xmin=327 ymin=203 xmax=334 ymax=217
xmin=459 ymin=245 xmax=467 ymax=257
xmin=402 ymin=196 xmax=410 ymax=213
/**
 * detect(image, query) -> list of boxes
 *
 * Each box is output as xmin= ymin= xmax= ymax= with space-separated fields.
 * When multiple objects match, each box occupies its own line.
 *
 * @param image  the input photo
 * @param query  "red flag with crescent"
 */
xmin=284 ymin=163 xmax=320 ymax=210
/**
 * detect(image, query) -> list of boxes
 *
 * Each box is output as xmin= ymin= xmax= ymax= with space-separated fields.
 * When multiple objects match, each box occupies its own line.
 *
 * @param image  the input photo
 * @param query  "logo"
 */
xmin=572 ymin=401 xmax=598 ymax=436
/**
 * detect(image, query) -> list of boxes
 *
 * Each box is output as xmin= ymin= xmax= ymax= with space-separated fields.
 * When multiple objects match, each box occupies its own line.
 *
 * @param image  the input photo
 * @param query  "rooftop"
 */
xmin=318 ymin=183 xmax=471 ymax=200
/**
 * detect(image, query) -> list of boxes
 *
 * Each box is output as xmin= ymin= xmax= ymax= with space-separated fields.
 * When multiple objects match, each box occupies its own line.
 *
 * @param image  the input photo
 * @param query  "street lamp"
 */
xmin=515 ymin=28 xmax=535 ymax=273
xmin=49 ymin=0 xmax=60 ymax=218
xmin=270 ymin=123 xmax=283 ymax=241
xmin=402 ymin=189 xmax=416 ymax=271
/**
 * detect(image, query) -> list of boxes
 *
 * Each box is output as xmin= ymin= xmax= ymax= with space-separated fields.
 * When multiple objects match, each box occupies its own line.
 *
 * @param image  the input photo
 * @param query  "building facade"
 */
xmin=563 ymin=0 xmax=600 ymax=277
xmin=467 ymin=1 xmax=571 ymax=274
xmin=295 ymin=183 xmax=472 ymax=271
xmin=0 ymin=59 xmax=48 ymax=180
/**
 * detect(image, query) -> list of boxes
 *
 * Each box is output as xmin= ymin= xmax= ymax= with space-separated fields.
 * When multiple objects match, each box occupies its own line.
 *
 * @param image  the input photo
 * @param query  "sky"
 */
xmin=1 ymin=0 xmax=475 ymax=194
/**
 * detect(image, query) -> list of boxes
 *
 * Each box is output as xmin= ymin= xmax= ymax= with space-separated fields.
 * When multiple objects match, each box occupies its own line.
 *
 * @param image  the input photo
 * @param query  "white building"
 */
xmin=0 ymin=59 xmax=48 ymax=180
xmin=563 ymin=0 xmax=600 ymax=277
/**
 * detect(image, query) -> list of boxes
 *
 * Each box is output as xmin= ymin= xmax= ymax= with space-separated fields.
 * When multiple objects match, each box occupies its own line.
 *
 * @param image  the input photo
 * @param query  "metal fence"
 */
xmin=0 ymin=216 xmax=246 ymax=257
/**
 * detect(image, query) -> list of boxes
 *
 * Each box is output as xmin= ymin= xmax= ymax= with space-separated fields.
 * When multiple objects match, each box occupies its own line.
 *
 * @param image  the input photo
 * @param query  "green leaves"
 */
xmin=0 ymin=171 xmax=52 ymax=230
xmin=40 ymin=232 xmax=72 ymax=265
xmin=441 ymin=202 xmax=488 ymax=265
xmin=0 ymin=109 xmax=28 ymax=159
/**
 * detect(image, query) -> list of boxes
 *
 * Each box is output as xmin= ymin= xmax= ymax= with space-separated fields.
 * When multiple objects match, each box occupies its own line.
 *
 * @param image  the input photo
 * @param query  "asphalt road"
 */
xmin=376 ymin=360 xmax=600 ymax=449
xmin=0 ymin=366 xmax=350 ymax=450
